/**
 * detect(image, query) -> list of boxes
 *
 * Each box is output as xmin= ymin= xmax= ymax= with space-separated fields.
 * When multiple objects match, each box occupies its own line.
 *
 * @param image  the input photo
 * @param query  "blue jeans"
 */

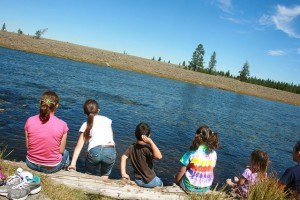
xmin=26 ymin=150 xmax=70 ymax=174
xmin=134 ymin=176 xmax=163 ymax=188
xmin=85 ymin=146 xmax=116 ymax=176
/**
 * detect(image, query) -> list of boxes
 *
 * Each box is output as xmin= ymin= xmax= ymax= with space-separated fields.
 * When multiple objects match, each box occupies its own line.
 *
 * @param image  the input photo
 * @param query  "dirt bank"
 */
xmin=0 ymin=31 xmax=299 ymax=106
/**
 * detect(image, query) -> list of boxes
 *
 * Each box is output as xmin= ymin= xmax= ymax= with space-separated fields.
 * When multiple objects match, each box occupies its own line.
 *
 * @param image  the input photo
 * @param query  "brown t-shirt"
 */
xmin=124 ymin=143 xmax=156 ymax=183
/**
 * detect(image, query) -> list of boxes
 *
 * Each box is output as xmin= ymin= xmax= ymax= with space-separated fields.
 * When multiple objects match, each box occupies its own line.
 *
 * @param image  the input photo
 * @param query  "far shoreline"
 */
xmin=0 ymin=31 xmax=299 ymax=106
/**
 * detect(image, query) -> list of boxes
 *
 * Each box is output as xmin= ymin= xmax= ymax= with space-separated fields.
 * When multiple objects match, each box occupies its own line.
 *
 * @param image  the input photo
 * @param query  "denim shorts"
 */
xmin=134 ymin=176 xmax=163 ymax=188
xmin=85 ymin=146 xmax=116 ymax=176
xmin=26 ymin=150 xmax=70 ymax=174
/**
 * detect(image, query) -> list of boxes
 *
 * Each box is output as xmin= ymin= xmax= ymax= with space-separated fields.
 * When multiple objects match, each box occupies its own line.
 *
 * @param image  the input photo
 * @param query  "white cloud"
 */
xmin=297 ymin=48 xmax=300 ymax=54
xmin=217 ymin=0 xmax=233 ymax=14
xmin=268 ymin=50 xmax=286 ymax=56
xmin=259 ymin=5 xmax=300 ymax=39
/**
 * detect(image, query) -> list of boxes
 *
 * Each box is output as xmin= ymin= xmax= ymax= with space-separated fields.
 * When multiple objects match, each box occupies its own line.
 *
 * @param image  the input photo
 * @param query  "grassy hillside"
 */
xmin=0 ymin=31 xmax=299 ymax=106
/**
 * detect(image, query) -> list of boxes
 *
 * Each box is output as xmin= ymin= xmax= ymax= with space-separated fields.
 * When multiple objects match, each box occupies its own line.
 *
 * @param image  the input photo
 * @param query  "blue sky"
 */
xmin=1 ymin=0 xmax=300 ymax=84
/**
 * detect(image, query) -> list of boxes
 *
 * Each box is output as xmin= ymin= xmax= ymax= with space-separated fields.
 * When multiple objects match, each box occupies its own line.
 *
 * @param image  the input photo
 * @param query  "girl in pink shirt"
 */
xmin=25 ymin=91 xmax=69 ymax=173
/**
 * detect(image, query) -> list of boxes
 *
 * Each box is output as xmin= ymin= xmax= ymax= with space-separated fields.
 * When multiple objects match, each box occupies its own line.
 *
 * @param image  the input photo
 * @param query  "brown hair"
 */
xmin=135 ymin=122 xmax=150 ymax=141
xmin=190 ymin=125 xmax=219 ymax=152
xmin=39 ymin=91 xmax=59 ymax=123
xmin=83 ymin=99 xmax=99 ymax=141
xmin=250 ymin=150 xmax=269 ymax=175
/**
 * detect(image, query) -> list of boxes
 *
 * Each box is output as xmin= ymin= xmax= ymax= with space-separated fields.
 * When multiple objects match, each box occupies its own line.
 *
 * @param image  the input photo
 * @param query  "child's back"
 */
xmin=174 ymin=125 xmax=219 ymax=193
xmin=280 ymin=141 xmax=300 ymax=199
xmin=121 ymin=122 xmax=163 ymax=188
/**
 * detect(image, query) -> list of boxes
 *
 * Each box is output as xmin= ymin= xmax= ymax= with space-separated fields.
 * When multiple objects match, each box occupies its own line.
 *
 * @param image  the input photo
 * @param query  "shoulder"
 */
xmin=96 ymin=115 xmax=112 ymax=124
xmin=26 ymin=114 xmax=39 ymax=122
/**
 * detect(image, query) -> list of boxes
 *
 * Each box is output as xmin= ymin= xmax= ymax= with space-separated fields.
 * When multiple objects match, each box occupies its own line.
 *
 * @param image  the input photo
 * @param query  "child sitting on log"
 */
xmin=174 ymin=125 xmax=219 ymax=193
xmin=226 ymin=149 xmax=269 ymax=198
xmin=120 ymin=122 xmax=163 ymax=188
xmin=280 ymin=141 xmax=300 ymax=200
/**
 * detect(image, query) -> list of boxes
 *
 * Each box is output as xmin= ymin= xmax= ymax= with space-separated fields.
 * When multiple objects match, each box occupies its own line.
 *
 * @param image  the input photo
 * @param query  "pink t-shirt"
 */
xmin=24 ymin=114 xmax=68 ymax=166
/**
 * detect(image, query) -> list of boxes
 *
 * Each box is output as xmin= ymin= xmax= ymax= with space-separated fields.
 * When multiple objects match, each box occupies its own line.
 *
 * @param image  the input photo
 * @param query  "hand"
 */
xmin=122 ymin=173 xmax=130 ymax=180
xmin=234 ymin=176 xmax=239 ymax=182
xmin=141 ymin=135 xmax=153 ymax=144
xmin=67 ymin=165 xmax=76 ymax=171
xmin=226 ymin=178 xmax=236 ymax=186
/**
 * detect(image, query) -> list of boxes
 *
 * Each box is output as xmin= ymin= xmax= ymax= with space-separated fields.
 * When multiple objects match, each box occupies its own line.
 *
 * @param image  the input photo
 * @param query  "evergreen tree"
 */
xmin=34 ymin=28 xmax=48 ymax=39
xmin=225 ymin=70 xmax=231 ymax=77
xmin=152 ymin=57 xmax=155 ymax=60
xmin=1 ymin=23 xmax=6 ymax=31
xmin=239 ymin=61 xmax=250 ymax=81
xmin=158 ymin=57 xmax=162 ymax=61
xmin=168 ymin=60 xmax=170 ymax=63
xmin=17 ymin=29 xmax=23 ymax=35
xmin=189 ymin=44 xmax=205 ymax=71
xmin=182 ymin=61 xmax=186 ymax=67
xmin=207 ymin=51 xmax=217 ymax=74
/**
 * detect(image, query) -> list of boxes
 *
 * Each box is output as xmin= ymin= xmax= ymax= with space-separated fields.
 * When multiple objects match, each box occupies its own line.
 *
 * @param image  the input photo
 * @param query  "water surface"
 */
xmin=0 ymin=47 xmax=299 ymax=186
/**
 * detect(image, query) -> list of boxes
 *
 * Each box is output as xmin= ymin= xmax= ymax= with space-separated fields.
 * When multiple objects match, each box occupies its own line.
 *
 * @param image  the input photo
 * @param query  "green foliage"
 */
xmin=158 ymin=57 xmax=162 ymax=61
xmin=189 ymin=44 xmax=205 ymax=71
xmin=246 ymin=77 xmax=300 ymax=94
xmin=182 ymin=61 xmax=186 ymax=66
xmin=207 ymin=51 xmax=217 ymax=74
xmin=239 ymin=61 xmax=250 ymax=81
xmin=1 ymin=23 xmax=6 ymax=31
xmin=17 ymin=29 xmax=23 ymax=35
xmin=152 ymin=56 xmax=155 ymax=60
xmin=34 ymin=28 xmax=48 ymax=39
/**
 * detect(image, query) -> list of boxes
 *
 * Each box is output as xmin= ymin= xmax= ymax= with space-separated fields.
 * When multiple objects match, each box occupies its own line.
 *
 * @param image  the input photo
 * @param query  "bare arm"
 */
xmin=25 ymin=131 xmax=29 ymax=149
xmin=68 ymin=133 xmax=85 ymax=171
xmin=141 ymin=135 xmax=162 ymax=160
xmin=238 ymin=176 xmax=246 ymax=186
xmin=174 ymin=165 xmax=187 ymax=183
xmin=120 ymin=154 xmax=129 ymax=179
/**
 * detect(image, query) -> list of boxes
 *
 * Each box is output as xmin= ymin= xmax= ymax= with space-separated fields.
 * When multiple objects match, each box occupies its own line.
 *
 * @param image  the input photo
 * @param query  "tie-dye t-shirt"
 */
xmin=180 ymin=145 xmax=217 ymax=190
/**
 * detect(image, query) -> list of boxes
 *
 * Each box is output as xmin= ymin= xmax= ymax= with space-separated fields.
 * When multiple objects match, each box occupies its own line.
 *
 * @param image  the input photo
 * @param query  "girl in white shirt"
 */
xmin=68 ymin=99 xmax=116 ymax=178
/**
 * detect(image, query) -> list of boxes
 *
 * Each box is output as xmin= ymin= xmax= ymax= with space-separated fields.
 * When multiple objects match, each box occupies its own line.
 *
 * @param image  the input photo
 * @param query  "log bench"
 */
xmin=3 ymin=160 xmax=187 ymax=200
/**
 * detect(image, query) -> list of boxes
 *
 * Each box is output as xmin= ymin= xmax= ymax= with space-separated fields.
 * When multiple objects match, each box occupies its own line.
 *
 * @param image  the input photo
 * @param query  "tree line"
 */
xmin=153 ymin=43 xmax=299 ymax=94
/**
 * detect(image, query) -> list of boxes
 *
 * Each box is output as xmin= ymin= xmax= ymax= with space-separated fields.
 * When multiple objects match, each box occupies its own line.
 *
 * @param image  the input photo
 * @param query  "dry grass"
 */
xmin=247 ymin=175 xmax=290 ymax=200
xmin=0 ymin=31 xmax=299 ymax=106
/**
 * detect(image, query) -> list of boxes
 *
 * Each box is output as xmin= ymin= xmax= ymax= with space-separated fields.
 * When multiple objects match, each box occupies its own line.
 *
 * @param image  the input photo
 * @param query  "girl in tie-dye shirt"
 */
xmin=174 ymin=125 xmax=219 ymax=193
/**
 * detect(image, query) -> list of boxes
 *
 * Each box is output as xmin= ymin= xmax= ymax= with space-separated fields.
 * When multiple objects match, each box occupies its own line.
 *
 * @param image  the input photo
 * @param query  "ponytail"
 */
xmin=83 ymin=113 xmax=94 ymax=141
xmin=82 ymin=99 xmax=99 ymax=142
xmin=39 ymin=91 xmax=59 ymax=124
xmin=190 ymin=125 xmax=219 ymax=152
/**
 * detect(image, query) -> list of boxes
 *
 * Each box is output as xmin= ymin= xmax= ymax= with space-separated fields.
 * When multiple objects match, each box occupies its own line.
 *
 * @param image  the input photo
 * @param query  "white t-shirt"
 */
xmin=79 ymin=115 xmax=115 ymax=151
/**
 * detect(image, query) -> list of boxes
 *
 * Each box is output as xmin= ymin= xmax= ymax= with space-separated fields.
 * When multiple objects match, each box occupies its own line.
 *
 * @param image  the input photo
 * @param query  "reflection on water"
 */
xmin=0 ymin=47 xmax=300 ymax=186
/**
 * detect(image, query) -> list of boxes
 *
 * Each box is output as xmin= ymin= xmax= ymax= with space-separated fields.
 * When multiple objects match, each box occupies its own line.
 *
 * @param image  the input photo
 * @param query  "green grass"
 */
xmin=0 ymin=148 xmax=113 ymax=200
xmin=247 ymin=175 xmax=290 ymax=200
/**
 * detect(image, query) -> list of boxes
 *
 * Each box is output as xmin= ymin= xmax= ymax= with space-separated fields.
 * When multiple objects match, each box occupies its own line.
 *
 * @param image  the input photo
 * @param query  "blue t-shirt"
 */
xmin=280 ymin=164 xmax=300 ymax=194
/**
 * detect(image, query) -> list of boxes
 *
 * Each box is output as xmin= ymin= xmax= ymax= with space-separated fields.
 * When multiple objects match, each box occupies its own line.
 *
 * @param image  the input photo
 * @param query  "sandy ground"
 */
xmin=0 ymin=31 xmax=299 ymax=106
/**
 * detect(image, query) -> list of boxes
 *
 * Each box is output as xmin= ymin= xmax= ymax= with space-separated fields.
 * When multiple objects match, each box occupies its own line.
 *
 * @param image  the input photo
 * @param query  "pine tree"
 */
xmin=1 ymin=23 xmax=6 ymax=31
xmin=207 ymin=51 xmax=217 ymax=74
xmin=239 ymin=61 xmax=250 ymax=81
xmin=158 ymin=57 xmax=162 ymax=62
xmin=189 ymin=44 xmax=205 ymax=71
xmin=17 ymin=29 xmax=23 ymax=35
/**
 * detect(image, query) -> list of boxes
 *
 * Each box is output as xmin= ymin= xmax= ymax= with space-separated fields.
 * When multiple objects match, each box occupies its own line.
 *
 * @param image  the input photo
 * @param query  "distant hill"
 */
xmin=0 ymin=31 xmax=299 ymax=106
